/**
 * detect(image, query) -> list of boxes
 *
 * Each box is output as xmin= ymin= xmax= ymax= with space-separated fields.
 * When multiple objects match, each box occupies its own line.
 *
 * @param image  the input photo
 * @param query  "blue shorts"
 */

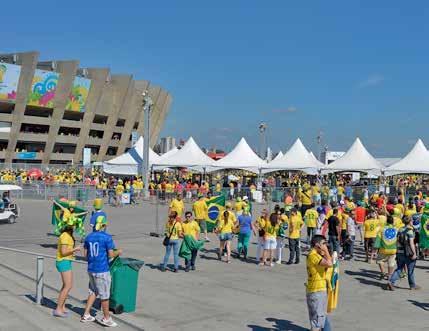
xmin=219 ymin=233 xmax=232 ymax=241
xmin=56 ymin=260 xmax=72 ymax=273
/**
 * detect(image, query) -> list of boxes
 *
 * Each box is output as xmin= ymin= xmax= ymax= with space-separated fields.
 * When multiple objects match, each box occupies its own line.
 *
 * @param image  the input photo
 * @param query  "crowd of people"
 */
xmin=159 ymin=186 xmax=428 ymax=330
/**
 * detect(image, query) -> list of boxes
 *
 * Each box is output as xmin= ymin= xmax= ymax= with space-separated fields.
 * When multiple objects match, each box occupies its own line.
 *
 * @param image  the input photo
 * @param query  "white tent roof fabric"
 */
xmin=159 ymin=147 xmax=178 ymax=160
xmin=324 ymin=138 xmax=383 ymax=174
xmin=153 ymin=137 xmax=215 ymax=171
xmin=209 ymin=138 xmax=264 ymax=173
xmin=385 ymin=139 xmax=429 ymax=175
xmin=262 ymin=138 xmax=321 ymax=174
xmin=103 ymin=137 xmax=160 ymax=175
xmin=272 ymin=151 xmax=284 ymax=161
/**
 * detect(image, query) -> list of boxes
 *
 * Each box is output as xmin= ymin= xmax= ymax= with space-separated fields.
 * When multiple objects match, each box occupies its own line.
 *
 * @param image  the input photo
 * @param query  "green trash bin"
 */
xmin=109 ymin=257 xmax=144 ymax=314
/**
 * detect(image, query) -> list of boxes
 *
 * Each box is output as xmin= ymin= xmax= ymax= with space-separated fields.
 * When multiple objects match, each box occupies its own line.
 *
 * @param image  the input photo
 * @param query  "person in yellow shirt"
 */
xmin=275 ymin=206 xmax=288 ymax=264
xmin=254 ymin=209 xmax=269 ymax=263
xmin=392 ymin=208 xmax=404 ymax=229
xmin=53 ymin=219 xmax=81 ymax=317
xmin=262 ymin=213 xmax=280 ymax=267
xmin=234 ymin=197 xmax=244 ymax=216
xmin=299 ymin=187 xmax=312 ymax=216
xmin=306 ymin=235 xmax=333 ymax=331
xmin=305 ymin=203 xmax=318 ymax=245
xmin=115 ymin=180 xmax=125 ymax=207
xmin=215 ymin=182 xmax=222 ymax=194
xmin=287 ymin=208 xmax=304 ymax=264
xmin=216 ymin=210 xmax=234 ymax=263
xmin=182 ymin=211 xmax=201 ymax=271
xmin=160 ymin=212 xmax=183 ymax=272
xmin=405 ymin=200 xmax=416 ymax=218
xmin=165 ymin=181 xmax=173 ymax=201
xmin=364 ymin=213 xmax=379 ymax=263
xmin=169 ymin=194 xmax=185 ymax=219
xmin=192 ymin=195 xmax=209 ymax=242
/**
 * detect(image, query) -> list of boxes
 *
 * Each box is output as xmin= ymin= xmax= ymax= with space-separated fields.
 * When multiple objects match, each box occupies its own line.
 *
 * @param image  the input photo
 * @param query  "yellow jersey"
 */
xmin=306 ymin=249 xmax=327 ymax=293
xmin=182 ymin=221 xmax=200 ymax=239
xmin=289 ymin=215 xmax=304 ymax=239
xmin=56 ymin=232 xmax=74 ymax=261
xmin=364 ymin=218 xmax=379 ymax=238
xmin=193 ymin=200 xmax=208 ymax=220
xmin=169 ymin=199 xmax=185 ymax=217
xmin=165 ymin=221 xmax=183 ymax=240
xmin=218 ymin=218 xmax=234 ymax=234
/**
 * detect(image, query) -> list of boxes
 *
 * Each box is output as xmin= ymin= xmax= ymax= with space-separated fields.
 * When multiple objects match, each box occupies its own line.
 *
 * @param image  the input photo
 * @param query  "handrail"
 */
xmin=0 ymin=246 xmax=87 ymax=264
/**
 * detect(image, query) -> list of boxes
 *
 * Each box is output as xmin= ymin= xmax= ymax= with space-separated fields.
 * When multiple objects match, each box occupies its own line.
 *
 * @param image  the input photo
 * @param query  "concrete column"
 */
xmin=5 ymin=52 xmax=39 ymax=162
xmin=42 ymin=60 xmax=80 ymax=163
xmin=116 ymin=80 xmax=150 ymax=156
xmin=96 ymin=75 xmax=133 ymax=162
xmin=73 ymin=68 xmax=110 ymax=164
xmin=151 ymin=94 xmax=173 ymax=145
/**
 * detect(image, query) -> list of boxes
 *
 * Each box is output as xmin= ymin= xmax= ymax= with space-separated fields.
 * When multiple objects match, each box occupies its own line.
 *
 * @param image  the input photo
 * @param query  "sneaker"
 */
xmin=185 ymin=267 xmax=190 ymax=272
xmin=191 ymin=265 xmax=196 ymax=271
xmin=172 ymin=268 xmax=178 ymax=273
xmin=286 ymin=261 xmax=293 ymax=265
xmin=294 ymin=260 xmax=300 ymax=264
xmin=275 ymin=260 xmax=282 ymax=265
xmin=160 ymin=266 xmax=166 ymax=272
xmin=205 ymin=238 xmax=211 ymax=242
xmin=99 ymin=317 xmax=118 ymax=327
xmin=81 ymin=314 xmax=96 ymax=323
xmin=378 ymin=273 xmax=386 ymax=281
xmin=410 ymin=285 xmax=422 ymax=291
xmin=270 ymin=263 xmax=275 ymax=267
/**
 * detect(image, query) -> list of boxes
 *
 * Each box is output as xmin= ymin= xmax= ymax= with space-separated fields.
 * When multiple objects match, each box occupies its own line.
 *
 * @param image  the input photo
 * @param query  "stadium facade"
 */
xmin=0 ymin=51 xmax=172 ymax=164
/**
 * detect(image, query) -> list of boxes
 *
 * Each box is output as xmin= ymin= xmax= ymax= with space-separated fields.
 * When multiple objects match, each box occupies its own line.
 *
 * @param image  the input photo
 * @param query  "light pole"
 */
xmin=317 ymin=130 xmax=323 ymax=161
xmin=259 ymin=122 xmax=267 ymax=159
xmin=142 ymin=90 xmax=153 ymax=199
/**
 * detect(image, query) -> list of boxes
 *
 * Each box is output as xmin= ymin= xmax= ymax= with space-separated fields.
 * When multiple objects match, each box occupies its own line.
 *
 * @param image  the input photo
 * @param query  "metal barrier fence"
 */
xmin=7 ymin=183 xmax=97 ymax=205
xmin=0 ymin=163 xmax=86 ymax=172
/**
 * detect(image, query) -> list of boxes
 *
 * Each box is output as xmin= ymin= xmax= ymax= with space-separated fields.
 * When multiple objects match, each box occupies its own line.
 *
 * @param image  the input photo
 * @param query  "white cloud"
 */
xmin=358 ymin=74 xmax=385 ymax=88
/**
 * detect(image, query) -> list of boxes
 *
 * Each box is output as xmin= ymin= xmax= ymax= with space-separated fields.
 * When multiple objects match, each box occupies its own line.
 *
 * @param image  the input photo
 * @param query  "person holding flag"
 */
xmin=89 ymin=198 xmax=107 ymax=230
xmin=419 ymin=203 xmax=429 ymax=258
xmin=193 ymin=194 xmax=209 ymax=242
xmin=306 ymin=235 xmax=333 ymax=331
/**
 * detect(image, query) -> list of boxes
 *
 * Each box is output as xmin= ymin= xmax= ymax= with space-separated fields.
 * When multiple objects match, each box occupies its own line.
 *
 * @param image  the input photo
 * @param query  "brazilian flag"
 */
xmin=205 ymin=195 xmax=225 ymax=232
xmin=327 ymin=256 xmax=340 ymax=313
xmin=420 ymin=213 xmax=429 ymax=249
xmin=51 ymin=199 xmax=87 ymax=237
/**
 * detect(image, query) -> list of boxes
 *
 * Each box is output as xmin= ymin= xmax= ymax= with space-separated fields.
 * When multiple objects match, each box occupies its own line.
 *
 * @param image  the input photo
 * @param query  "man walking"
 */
xmin=387 ymin=217 xmax=421 ymax=291
xmin=287 ymin=208 xmax=304 ymax=265
xmin=81 ymin=217 xmax=122 ymax=327
xmin=306 ymin=235 xmax=333 ymax=331
xmin=182 ymin=211 xmax=201 ymax=271
xmin=193 ymin=194 xmax=209 ymax=242
xmin=327 ymin=208 xmax=340 ymax=254
xmin=375 ymin=215 xmax=397 ymax=280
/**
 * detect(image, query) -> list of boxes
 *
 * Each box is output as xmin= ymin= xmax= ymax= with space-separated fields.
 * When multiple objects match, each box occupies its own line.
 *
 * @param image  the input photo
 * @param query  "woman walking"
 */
xmin=53 ymin=219 xmax=81 ymax=317
xmin=254 ymin=209 xmax=268 ymax=263
xmin=217 ymin=210 xmax=234 ymax=263
xmin=160 ymin=211 xmax=183 ymax=272
xmin=261 ymin=213 xmax=280 ymax=267
xmin=236 ymin=207 xmax=256 ymax=261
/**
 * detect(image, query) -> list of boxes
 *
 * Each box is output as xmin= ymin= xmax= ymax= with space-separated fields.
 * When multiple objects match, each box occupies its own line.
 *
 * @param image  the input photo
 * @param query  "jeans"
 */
xmin=307 ymin=227 xmax=316 ymax=245
xmin=185 ymin=249 xmax=198 ymax=268
xmin=288 ymin=238 xmax=300 ymax=263
xmin=344 ymin=235 xmax=355 ymax=256
xmin=328 ymin=235 xmax=340 ymax=253
xmin=162 ymin=239 xmax=180 ymax=270
xmin=390 ymin=253 xmax=417 ymax=288
xmin=323 ymin=317 xmax=332 ymax=331
xmin=108 ymin=192 xmax=114 ymax=205
xmin=237 ymin=232 xmax=251 ymax=257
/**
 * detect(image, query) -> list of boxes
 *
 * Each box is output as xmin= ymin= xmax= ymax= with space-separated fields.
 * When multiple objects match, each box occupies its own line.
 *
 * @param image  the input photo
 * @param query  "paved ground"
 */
xmin=0 ymin=199 xmax=427 ymax=331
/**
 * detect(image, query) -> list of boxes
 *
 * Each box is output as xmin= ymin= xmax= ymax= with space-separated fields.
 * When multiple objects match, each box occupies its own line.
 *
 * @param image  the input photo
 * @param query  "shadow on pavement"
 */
xmin=24 ymin=294 xmax=98 ymax=316
xmin=344 ymin=268 xmax=380 ymax=280
xmin=247 ymin=317 xmax=308 ymax=331
xmin=408 ymin=300 xmax=429 ymax=311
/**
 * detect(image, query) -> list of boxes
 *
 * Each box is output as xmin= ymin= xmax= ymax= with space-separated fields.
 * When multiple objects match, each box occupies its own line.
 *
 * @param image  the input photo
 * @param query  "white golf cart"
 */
xmin=0 ymin=184 xmax=21 ymax=224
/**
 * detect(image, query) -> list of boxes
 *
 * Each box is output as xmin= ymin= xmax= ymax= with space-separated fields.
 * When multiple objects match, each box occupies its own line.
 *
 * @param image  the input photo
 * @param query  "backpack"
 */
xmin=397 ymin=228 xmax=414 ymax=257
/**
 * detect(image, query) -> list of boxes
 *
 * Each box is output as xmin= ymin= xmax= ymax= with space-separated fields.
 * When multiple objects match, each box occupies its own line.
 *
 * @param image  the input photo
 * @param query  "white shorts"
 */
xmin=88 ymin=272 xmax=111 ymax=300
xmin=264 ymin=237 xmax=277 ymax=250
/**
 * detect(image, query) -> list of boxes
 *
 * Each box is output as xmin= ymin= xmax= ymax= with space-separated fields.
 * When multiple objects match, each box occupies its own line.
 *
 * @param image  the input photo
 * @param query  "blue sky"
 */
xmin=2 ymin=1 xmax=429 ymax=157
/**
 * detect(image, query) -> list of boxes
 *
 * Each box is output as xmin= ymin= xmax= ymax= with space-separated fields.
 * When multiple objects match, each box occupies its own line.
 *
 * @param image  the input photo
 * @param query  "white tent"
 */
xmin=324 ymin=138 xmax=383 ymax=174
xmin=103 ymin=137 xmax=160 ymax=175
xmin=209 ymin=137 xmax=264 ymax=173
xmin=272 ymin=151 xmax=284 ymax=161
xmin=262 ymin=138 xmax=321 ymax=174
xmin=159 ymin=147 xmax=178 ymax=160
xmin=153 ymin=137 xmax=215 ymax=172
xmin=309 ymin=151 xmax=325 ymax=168
xmin=385 ymin=139 xmax=429 ymax=175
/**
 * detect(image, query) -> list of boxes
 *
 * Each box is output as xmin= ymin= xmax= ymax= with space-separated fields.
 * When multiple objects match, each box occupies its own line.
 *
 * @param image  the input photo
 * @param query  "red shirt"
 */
xmin=355 ymin=206 xmax=366 ymax=224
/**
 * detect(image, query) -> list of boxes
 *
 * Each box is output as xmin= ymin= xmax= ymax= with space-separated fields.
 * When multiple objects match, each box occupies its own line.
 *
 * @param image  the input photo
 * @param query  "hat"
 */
xmin=243 ymin=196 xmax=249 ymax=201
xmin=95 ymin=215 xmax=107 ymax=231
xmin=93 ymin=198 xmax=103 ymax=210
xmin=226 ymin=202 xmax=232 ymax=208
